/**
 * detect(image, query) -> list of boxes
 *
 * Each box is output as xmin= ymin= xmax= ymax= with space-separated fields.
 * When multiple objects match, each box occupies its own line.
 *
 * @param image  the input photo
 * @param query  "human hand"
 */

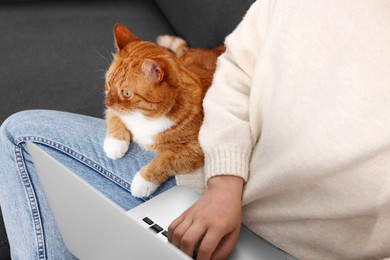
xmin=168 ymin=175 xmax=244 ymax=259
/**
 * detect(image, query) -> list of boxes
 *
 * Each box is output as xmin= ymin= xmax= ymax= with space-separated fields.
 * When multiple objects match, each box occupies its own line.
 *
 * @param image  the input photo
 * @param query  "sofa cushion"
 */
xmin=154 ymin=0 xmax=255 ymax=48
xmin=0 ymin=0 xmax=174 ymax=123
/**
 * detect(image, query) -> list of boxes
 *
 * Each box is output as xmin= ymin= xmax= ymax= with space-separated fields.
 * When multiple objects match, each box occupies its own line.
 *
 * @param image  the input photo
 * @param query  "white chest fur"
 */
xmin=118 ymin=111 xmax=175 ymax=149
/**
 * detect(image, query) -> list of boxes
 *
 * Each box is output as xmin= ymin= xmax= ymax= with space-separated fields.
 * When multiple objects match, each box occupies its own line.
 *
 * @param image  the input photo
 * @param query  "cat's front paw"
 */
xmin=131 ymin=172 xmax=159 ymax=198
xmin=103 ymin=136 xmax=129 ymax=160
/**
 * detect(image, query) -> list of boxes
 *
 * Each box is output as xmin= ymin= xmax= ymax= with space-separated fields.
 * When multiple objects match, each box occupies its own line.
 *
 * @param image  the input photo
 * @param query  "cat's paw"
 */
xmin=103 ymin=136 xmax=129 ymax=160
xmin=131 ymin=172 xmax=159 ymax=198
xmin=156 ymin=35 xmax=173 ymax=47
xmin=156 ymin=35 xmax=187 ymax=54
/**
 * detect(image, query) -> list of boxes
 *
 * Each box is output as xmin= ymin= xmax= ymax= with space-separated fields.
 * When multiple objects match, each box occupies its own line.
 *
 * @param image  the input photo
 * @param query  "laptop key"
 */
xmin=142 ymin=217 xmax=154 ymax=225
xmin=149 ymin=224 xmax=164 ymax=234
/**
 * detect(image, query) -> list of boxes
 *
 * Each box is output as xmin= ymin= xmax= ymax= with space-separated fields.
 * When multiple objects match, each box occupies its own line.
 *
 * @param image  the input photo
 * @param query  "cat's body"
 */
xmin=103 ymin=24 xmax=224 ymax=197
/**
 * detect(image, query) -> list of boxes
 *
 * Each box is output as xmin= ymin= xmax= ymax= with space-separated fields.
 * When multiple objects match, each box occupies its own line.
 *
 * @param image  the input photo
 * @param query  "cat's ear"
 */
xmin=141 ymin=59 xmax=165 ymax=83
xmin=113 ymin=23 xmax=140 ymax=50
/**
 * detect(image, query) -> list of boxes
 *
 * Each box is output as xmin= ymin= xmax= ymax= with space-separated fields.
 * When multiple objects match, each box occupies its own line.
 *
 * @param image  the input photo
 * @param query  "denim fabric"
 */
xmin=0 ymin=110 xmax=176 ymax=259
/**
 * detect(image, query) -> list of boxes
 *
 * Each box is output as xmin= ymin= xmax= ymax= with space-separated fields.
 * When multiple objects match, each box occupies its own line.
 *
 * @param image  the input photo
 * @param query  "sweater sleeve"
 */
xmin=199 ymin=0 xmax=266 ymax=182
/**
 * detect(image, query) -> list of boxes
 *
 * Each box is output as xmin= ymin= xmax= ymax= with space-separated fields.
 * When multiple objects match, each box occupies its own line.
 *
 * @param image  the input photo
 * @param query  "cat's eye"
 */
xmin=121 ymin=89 xmax=133 ymax=98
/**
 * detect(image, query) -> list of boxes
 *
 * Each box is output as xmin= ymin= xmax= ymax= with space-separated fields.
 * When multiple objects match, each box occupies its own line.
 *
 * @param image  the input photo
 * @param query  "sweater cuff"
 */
xmin=175 ymin=167 xmax=206 ymax=194
xmin=203 ymin=146 xmax=251 ymax=182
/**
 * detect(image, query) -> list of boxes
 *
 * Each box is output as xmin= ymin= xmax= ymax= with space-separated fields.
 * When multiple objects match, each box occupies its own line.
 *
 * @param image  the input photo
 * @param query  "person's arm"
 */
xmin=169 ymin=1 xmax=267 ymax=258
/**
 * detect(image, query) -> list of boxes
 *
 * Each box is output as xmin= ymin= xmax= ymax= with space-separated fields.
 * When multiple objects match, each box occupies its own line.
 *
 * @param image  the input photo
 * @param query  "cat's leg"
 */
xmin=104 ymin=110 xmax=131 ymax=160
xmin=156 ymin=35 xmax=189 ymax=57
xmin=131 ymin=143 xmax=203 ymax=197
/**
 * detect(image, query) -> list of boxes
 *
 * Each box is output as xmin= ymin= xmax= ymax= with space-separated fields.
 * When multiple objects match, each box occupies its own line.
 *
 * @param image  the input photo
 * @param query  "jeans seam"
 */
xmin=14 ymin=145 xmax=46 ymax=260
xmin=14 ymin=135 xmax=134 ymax=259
xmin=16 ymin=136 xmax=132 ymax=191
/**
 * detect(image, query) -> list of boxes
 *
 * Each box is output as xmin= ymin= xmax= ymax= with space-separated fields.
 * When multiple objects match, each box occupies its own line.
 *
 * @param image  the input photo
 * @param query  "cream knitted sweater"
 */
xmin=176 ymin=0 xmax=390 ymax=259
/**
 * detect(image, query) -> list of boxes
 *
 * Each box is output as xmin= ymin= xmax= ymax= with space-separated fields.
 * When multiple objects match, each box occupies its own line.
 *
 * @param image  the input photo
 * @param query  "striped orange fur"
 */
xmin=103 ymin=23 xmax=224 ymax=197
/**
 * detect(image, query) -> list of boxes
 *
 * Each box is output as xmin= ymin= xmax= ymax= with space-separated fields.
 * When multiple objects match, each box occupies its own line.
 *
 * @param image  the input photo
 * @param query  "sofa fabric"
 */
xmin=155 ymin=0 xmax=255 ymax=48
xmin=0 ymin=0 xmax=174 ymax=124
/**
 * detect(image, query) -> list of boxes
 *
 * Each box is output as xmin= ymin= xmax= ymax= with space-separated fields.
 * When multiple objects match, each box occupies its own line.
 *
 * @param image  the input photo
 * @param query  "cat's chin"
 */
xmin=103 ymin=136 xmax=129 ymax=160
xmin=131 ymin=172 xmax=159 ymax=198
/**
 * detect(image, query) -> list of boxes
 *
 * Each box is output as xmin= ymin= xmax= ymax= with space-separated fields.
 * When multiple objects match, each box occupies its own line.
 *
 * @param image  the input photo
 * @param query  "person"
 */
xmin=1 ymin=0 xmax=390 ymax=259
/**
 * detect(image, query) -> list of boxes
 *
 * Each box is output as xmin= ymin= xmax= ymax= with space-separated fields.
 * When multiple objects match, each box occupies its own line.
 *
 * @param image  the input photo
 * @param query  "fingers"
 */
xmin=167 ymin=177 xmax=244 ymax=259
xmin=196 ymin=229 xmax=221 ymax=260
xmin=195 ymin=226 xmax=240 ymax=260
xmin=170 ymin=218 xmax=239 ymax=260
xmin=180 ymin=222 xmax=207 ymax=256
xmin=167 ymin=213 xmax=185 ymax=242
xmin=169 ymin=217 xmax=192 ymax=247
xmin=169 ymin=218 xmax=241 ymax=259
xmin=209 ymin=226 xmax=241 ymax=260
xmin=169 ymin=215 xmax=207 ymax=257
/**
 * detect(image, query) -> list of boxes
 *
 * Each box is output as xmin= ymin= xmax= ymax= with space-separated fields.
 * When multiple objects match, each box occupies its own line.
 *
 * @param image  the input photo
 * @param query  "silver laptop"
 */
xmin=28 ymin=142 xmax=294 ymax=260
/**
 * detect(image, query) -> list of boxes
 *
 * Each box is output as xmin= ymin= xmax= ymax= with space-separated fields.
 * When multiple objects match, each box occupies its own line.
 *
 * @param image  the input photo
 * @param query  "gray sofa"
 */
xmin=0 ymin=0 xmax=255 ymax=258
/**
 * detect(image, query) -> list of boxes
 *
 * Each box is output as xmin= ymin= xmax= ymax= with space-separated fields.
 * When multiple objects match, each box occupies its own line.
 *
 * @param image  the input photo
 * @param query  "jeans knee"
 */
xmin=0 ymin=110 xmax=50 ymax=144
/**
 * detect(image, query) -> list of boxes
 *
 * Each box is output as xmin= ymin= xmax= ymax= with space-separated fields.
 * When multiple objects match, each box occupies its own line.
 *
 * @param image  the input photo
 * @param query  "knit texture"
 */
xmin=176 ymin=0 xmax=390 ymax=258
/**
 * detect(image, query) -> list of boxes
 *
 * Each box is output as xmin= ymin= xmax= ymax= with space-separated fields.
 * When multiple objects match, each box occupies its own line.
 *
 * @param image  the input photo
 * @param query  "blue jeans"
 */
xmin=0 ymin=110 xmax=176 ymax=259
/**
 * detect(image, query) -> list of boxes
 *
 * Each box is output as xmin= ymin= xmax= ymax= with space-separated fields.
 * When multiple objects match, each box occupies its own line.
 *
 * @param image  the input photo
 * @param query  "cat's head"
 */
xmin=104 ymin=24 xmax=180 ymax=118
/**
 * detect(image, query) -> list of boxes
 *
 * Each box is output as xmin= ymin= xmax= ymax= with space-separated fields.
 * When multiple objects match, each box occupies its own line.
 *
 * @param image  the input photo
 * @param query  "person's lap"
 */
xmin=0 ymin=110 xmax=176 ymax=259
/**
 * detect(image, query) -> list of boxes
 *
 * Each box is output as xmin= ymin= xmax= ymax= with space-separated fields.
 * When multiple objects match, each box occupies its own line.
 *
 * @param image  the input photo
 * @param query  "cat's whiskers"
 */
xmin=93 ymin=48 xmax=112 ymax=66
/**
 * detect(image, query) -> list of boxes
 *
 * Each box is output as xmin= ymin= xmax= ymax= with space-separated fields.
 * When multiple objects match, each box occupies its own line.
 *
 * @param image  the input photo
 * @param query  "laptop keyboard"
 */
xmin=141 ymin=216 xmax=197 ymax=259
xmin=142 ymin=217 xmax=168 ymax=238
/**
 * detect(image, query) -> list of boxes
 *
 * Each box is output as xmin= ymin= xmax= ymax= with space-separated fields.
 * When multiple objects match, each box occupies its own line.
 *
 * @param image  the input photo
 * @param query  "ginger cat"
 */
xmin=103 ymin=23 xmax=224 ymax=197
